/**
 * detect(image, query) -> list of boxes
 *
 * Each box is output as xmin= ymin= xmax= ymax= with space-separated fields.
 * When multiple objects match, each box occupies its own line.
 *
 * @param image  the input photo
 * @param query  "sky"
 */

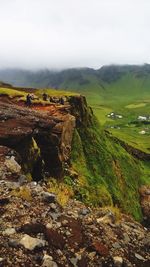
xmin=0 ymin=0 xmax=150 ymax=70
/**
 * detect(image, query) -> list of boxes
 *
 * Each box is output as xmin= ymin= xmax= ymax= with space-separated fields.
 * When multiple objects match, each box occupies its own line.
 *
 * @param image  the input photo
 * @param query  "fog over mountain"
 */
xmin=0 ymin=0 xmax=150 ymax=70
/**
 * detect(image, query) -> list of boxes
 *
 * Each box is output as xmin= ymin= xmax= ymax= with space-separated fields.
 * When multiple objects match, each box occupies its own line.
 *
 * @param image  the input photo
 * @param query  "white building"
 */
xmin=138 ymin=116 xmax=147 ymax=121
xmin=139 ymin=130 xmax=146 ymax=135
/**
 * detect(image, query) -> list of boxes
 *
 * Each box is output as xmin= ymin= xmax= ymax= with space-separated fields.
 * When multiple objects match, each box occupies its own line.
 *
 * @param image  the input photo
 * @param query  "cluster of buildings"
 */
xmin=107 ymin=112 xmax=123 ymax=119
xmin=106 ymin=112 xmax=150 ymax=135
xmin=137 ymin=115 xmax=150 ymax=121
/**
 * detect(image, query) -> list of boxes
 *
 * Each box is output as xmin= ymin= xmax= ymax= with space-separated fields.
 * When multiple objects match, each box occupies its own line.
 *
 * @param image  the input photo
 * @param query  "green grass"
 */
xmin=109 ymin=127 xmax=150 ymax=153
xmin=70 ymin=113 xmax=148 ymax=221
xmin=126 ymin=103 xmax=147 ymax=109
xmin=0 ymin=87 xmax=26 ymax=97
xmin=0 ymin=86 xmax=78 ymax=105
xmin=90 ymin=105 xmax=113 ymax=125
xmin=58 ymin=70 xmax=150 ymax=220
xmin=58 ymin=71 xmax=150 ymax=154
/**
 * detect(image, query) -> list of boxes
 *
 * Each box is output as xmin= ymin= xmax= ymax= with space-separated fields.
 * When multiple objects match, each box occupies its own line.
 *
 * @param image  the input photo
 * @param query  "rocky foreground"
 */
xmin=0 ymin=177 xmax=150 ymax=267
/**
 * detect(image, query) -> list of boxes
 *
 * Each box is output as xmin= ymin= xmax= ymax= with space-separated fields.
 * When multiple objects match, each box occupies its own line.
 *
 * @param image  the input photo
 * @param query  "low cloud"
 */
xmin=0 ymin=0 xmax=150 ymax=69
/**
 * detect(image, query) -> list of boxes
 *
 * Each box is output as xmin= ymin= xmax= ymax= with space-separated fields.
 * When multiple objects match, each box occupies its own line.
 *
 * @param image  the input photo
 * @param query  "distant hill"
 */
xmin=1 ymin=64 xmax=150 ymax=109
xmin=1 ymin=64 xmax=150 ymax=88
xmin=0 ymin=80 xmax=12 ymax=88
xmin=1 ymin=64 xmax=150 ymax=123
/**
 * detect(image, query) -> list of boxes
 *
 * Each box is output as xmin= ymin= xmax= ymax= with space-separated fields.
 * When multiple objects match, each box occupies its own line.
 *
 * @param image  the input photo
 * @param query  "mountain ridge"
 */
xmin=1 ymin=64 xmax=150 ymax=88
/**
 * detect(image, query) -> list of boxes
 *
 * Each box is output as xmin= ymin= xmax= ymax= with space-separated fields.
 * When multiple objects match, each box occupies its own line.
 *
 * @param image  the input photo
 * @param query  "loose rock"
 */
xmin=3 ymin=228 xmax=16 ymax=236
xmin=113 ymin=256 xmax=123 ymax=267
xmin=20 ymin=234 xmax=45 ymax=251
xmin=42 ymin=255 xmax=58 ymax=267
xmin=41 ymin=192 xmax=56 ymax=203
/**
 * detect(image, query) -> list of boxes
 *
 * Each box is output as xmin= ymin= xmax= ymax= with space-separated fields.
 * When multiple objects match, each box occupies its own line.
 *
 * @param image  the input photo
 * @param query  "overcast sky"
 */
xmin=0 ymin=0 xmax=150 ymax=69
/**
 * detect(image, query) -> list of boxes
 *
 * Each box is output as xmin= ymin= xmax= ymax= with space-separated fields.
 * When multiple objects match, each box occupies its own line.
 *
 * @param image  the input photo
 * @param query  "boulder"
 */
xmin=113 ymin=256 xmax=123 ymax=267
xmin=3 ymin=228 xmax=16 ymax=236
xmin=20 ymin=234 xmax=45 ymax=251
xmin=41 ymin=192 xmax=56 ymax=203
xmin=0 ymin=146 xmax=22 ymax=181
xmin=42 ymin=255 xmax=58 ymax=267
xmin=139 ymin=185 xmax=150 ymax=227
xmin=19 ymin=223 xmax=46 ymax=235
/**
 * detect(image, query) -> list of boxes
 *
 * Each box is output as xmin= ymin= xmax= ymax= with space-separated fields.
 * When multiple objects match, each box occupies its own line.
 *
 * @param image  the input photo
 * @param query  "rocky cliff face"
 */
xmin=0 ymin=97 xmax=76 ymax=180
xmin=139 ymin=186 xmax=150 ymax=228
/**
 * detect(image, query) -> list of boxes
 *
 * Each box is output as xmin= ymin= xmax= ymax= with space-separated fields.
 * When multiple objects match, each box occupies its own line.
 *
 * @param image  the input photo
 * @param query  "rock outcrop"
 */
xmin=0 ymin=97 xmax=76 ymax=180
xmin=139 ymin=185 xmax=150 ymax=227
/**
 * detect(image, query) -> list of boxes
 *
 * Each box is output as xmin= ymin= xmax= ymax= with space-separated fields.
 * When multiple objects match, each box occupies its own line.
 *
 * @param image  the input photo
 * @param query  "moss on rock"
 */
xmin=21 ymin=137 xmax=44 ymax=181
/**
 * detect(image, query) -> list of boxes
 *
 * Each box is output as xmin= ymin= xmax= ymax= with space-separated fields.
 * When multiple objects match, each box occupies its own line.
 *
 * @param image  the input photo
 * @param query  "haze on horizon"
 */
xmin=0 ymin=0 xmax=150 ymax=70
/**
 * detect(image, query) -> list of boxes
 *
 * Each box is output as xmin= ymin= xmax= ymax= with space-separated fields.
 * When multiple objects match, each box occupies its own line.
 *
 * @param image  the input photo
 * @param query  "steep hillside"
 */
xmin=69 ymin=97 xmax=150 ymax=221
xmin=0 ymin=86 xmax=149 ymax=223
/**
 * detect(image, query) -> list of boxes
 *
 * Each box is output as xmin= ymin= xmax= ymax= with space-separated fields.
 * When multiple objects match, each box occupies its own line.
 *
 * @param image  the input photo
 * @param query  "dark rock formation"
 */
xmin=139 ymin=185 xmax=150 ymax=227
xmin=0 ymin=98 xmax=76 ymax=180
xmin=68 ymin=95 xmax=93 ymax=127
xmin=110 ymin=135 xmax=150 ymax=161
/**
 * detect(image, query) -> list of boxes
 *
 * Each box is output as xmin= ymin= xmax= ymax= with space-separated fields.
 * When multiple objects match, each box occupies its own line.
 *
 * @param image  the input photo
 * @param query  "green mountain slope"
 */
xmin=69 ymin=99 xmax=149 ymax=221
xmin=1 ymin=65 xmax=150 ymax=103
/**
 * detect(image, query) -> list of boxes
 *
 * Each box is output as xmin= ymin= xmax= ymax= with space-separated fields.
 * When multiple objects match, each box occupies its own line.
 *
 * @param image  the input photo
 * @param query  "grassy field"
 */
xmin=62 ymin=72 xmax=150 ymax=154
xmin=0 ymin=86 xmax=78 ymax=104
xmin=0 ymin=87 xmax=26 ymax=97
